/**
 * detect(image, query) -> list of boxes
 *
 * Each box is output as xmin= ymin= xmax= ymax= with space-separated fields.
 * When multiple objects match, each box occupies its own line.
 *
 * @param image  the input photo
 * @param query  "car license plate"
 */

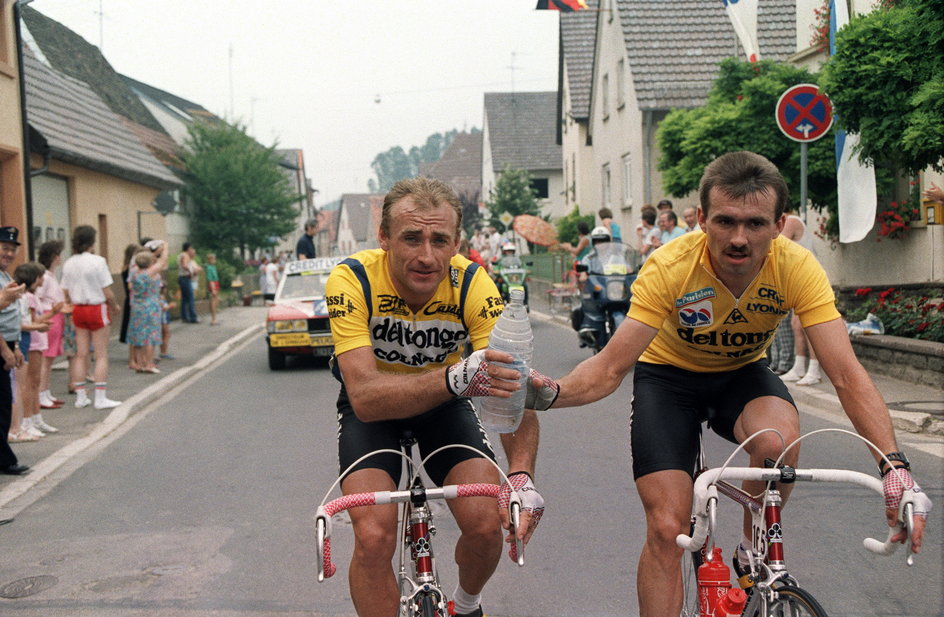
xmin=270 ymin=332 xmax=312 ymax=347
xmin=312 ymin=346 xmax=333 ymax=357
xmin=310 ymin=334 xmax=333 ymax=347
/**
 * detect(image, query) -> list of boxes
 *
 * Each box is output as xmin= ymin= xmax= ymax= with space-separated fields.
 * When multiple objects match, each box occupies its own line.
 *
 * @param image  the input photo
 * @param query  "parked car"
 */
xmin=265 ymin=257 xmax=344 ymax=370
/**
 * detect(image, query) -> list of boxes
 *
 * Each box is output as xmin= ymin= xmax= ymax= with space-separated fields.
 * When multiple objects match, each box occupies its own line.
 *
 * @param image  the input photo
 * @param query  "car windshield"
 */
xmin=277 ymin=272 xmax=330 ymax=300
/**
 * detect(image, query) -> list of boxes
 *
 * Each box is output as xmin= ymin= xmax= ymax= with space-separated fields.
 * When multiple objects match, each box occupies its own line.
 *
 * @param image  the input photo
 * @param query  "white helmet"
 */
xmin=590 ymin=226 xmax=611 ymax=243
xmin=501 ymin=241 xmax=516 ymax=253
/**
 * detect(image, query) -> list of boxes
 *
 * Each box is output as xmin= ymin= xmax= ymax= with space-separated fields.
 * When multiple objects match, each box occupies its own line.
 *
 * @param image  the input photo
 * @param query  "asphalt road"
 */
xmin=0 ymin=314 xmax=939 ymax=616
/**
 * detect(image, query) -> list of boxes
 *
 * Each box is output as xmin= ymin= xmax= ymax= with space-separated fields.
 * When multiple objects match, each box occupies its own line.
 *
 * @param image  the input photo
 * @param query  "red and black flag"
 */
xmin=535 ymin=0 xmax=588 ymax=11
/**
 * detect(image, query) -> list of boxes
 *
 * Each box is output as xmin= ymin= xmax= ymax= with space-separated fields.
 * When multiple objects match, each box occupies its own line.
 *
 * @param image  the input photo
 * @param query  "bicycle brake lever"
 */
xmin=904 ymin=502 xmax=915 ymax=566
xmin=510 ymin=501 xmax=524 ymax=567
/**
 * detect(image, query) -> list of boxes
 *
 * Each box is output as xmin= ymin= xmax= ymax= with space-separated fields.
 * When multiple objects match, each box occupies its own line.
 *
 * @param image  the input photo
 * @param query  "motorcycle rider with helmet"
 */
xmin=573 ymin=227 xmax=636 ymax=350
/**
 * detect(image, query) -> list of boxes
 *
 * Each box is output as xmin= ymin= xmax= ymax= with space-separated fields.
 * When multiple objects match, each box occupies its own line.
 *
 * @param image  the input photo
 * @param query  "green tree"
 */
xmin=555 ymin=205 xmax=595 ymax=246
xmin=179 ymin=120 xmax=300 ymax=262
xmin=485 ymin=166 xmax=541 ymax=233
xmin=657 ymin=58 xmax=897 ymax=238
xmin=368 ymin=129 xmax=466 ymax=192
xmin=659 ymin=59 xmax=838 ymax=209
xmin=820 ymin=0 xmax=944 ymax=175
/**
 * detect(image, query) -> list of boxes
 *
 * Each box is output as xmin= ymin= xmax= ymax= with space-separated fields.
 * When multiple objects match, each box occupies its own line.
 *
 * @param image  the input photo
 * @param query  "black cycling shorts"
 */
xmin=337 ymin=386 xmax=496 ymax=487
xmin=630 ymin=361 xmax=796 ymax=480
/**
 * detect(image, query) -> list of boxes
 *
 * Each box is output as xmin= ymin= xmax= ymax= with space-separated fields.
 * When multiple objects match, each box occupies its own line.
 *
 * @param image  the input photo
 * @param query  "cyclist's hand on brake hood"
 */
xmin=882 ymin=468 xmax=932 ymax=553
xmin=446 ymin=349 xmax=522 ymax=397
xmin=498 ymin=471 xmax=544 ymax=562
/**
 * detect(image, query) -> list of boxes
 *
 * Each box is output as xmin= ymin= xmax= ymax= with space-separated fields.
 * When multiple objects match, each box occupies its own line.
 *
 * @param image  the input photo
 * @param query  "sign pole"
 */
xmin=800 ymin=142 xmax=808 ymax=220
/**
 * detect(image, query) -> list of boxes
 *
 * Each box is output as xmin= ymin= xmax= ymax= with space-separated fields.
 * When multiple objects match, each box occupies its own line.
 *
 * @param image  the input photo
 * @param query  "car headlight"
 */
xmin=267 ymin=319 xmax=308 ymax=333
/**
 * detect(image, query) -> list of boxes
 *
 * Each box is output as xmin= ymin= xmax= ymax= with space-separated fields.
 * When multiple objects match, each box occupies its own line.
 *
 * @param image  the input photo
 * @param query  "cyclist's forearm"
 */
xmin=499 ymin=410 xmax=539 ymax=476
xmin=832 ymin=368 xmax=899 ymax=460
xmin=347 ymin=369 xmax=453 ymax=422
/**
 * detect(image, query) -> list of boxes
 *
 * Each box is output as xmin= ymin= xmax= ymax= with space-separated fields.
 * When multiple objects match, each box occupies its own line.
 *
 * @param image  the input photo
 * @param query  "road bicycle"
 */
xmin=676 ymin=428 xmax=921 ymax=617
xmin=315 ymin=433 xmax=525 ymax=617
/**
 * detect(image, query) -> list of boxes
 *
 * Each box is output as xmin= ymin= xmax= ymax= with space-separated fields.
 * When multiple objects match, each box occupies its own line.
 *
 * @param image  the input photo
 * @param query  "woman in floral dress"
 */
xmin=127 ymin=247 xmax=167 ymax=373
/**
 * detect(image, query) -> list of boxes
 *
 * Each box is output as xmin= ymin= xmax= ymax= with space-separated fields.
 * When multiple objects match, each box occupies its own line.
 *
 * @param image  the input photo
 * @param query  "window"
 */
xmin=0 ymin=2 xmax=12 ymax=75
xmin=617 ymin=59 xmax=626 ymax=109
xmin=601 ymin=163 xmax=611 ymax=209
xmin=601 ymin=73 xmax=609 ymax=120
xmin=621 ymin=153 xmax=632 ymax=207
xmin=530 ymin=178 xmax=549 ymax=199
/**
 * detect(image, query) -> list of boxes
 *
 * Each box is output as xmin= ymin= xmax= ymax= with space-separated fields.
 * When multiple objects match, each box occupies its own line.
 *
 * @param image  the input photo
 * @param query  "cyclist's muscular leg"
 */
xmin=444 ymin=457 xmax=503 ymax=596
xmin=342 ymin=468 xmax=400 ymax=617
xmin=636 ymin=469 xmax=694 ymax=617
xmin=734 ymin=395 xmax=801 ymax=536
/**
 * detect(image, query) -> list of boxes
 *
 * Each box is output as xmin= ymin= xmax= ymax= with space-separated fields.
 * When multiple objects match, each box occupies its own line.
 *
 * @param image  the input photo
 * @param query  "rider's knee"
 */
xmin=353 ymin=522 xmax=397 ymax=562
xmin=646 ymin=511 xmax=689 ymax=550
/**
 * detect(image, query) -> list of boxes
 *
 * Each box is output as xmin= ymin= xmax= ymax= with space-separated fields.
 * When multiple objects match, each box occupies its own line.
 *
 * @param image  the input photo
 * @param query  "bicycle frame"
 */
xmin=676 ymin=428 xmax=921 ymax=617
xmin=316 ymin=440 xmax=524 ymax=617
xmin=679 ymin=464 xmax=915 ymax=616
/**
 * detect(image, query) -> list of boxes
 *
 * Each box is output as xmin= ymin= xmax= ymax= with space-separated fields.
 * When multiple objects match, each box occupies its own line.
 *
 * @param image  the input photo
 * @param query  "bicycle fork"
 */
xmin=399 ymin=478 xmax=449 ymax=617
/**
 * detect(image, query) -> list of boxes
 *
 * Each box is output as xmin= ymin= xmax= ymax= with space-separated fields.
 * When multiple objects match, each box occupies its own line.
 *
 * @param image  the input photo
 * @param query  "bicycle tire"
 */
xmin=765 ymin=584 xmax=828 ymax=617
xmin=418 ymin=592 xmax=438 ymax=617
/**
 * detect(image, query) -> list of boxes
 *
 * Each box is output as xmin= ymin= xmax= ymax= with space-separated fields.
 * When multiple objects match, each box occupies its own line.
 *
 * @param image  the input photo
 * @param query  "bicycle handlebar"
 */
xmin=316 ymin=483 xmax=506 ymax=581
xmin=675 ymin=467 xmax=911 ymax=562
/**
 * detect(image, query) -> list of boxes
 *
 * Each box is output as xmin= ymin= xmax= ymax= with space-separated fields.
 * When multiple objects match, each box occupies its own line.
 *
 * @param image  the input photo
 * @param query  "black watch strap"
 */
xmin=879 ymin=451 xmax=911 ymax=477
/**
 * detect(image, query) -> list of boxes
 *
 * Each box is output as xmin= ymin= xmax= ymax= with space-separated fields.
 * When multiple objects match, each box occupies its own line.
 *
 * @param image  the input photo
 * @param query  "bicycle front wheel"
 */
xmin=767 ymin=584 xmax=828 ymax=617
xmin=418 ymin=592 xmax=439 ymax=617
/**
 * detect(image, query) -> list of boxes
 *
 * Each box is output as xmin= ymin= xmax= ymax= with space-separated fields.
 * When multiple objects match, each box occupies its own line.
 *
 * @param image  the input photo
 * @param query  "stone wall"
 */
xmin=849 ymin=335 xmax=944 ymax=389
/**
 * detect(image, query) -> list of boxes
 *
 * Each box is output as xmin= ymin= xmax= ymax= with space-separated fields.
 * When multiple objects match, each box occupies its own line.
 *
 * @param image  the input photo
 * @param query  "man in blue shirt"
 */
xmin=295 ymin=218 xmax=318 ymax=260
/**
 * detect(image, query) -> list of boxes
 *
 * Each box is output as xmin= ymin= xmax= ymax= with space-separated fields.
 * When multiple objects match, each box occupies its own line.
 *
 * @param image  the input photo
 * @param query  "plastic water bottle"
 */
xmin=478 ymin=289 xmax=532 ymax=433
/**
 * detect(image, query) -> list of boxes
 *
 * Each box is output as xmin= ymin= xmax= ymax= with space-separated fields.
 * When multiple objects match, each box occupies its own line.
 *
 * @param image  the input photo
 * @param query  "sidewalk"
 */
xmin=0 ymin=304 xmax=268 ymax=506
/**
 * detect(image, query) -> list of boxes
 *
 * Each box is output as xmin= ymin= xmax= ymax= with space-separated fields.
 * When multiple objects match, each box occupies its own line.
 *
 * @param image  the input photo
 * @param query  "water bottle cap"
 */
xmin=508 ymin=288 xmax=525 ymax=303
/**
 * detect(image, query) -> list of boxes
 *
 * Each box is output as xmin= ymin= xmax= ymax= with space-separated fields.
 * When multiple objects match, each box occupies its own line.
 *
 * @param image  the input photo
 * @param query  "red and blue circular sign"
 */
xmin=775 ymin=84 xmax=833 ymax=143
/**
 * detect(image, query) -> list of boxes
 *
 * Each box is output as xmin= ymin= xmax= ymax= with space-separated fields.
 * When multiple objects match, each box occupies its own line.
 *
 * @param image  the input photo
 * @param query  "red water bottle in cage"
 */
xmin=697 ymin=547 xmax=732 ymax=617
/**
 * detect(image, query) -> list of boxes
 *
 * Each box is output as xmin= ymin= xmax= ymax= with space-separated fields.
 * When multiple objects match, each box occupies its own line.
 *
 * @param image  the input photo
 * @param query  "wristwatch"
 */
xmin=878 ymin=451 xmax=911 ymax=477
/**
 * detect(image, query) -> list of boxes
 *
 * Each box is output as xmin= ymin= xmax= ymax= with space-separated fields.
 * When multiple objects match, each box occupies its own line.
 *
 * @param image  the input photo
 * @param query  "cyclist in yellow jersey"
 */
xmin=326 ymin=177 xmax=544 ymax=617
xmin=523 ymin=152 xmax=931 ymax=617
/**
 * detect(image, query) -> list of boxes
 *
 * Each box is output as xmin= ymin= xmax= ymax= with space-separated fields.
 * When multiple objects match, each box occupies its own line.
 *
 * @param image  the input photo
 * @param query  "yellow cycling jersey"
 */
xmin=326 ymin=249 xmax=504 ymax=375
xmin=628 ymin=232 xmax=840 ymax=372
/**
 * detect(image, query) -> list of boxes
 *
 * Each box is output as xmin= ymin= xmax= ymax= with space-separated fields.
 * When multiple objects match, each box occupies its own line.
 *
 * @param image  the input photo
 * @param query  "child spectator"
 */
xmin=37 ymin=240 xmax=67 ymax=410
xmin=158 ymin=283 xmax=176 ymax=360
xmin=205 ymin=253 xmax=220 ymax=326
xmin=12 ymin=263 xmax=58 ymax=439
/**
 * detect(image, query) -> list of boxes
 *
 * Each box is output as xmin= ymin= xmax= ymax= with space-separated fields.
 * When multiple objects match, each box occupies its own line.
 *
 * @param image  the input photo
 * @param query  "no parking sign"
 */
xmin=775 ymin=84 xmax=833 ymax=142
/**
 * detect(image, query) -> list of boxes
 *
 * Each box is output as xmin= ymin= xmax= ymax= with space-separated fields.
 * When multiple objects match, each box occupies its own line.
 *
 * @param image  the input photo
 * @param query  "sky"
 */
xmin=29 ymin=0 xmax=563 ymax=206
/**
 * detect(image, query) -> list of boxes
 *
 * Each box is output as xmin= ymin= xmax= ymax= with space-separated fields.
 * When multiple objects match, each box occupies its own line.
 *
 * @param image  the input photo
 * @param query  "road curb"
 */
xmin=0 ymin=322 xmax=263 ymax=509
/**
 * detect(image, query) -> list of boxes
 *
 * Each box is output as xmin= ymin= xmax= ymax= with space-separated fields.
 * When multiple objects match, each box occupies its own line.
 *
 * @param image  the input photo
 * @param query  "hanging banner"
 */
xmin=722 ymin=0 xmax=759 ymax=62
xmin=830 ymin=0 xmax=877 ymax=243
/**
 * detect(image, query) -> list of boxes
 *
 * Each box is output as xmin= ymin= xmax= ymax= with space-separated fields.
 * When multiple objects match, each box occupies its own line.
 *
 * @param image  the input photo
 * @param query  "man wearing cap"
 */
xmin=0 ymin=226 xmax=29 ymax=475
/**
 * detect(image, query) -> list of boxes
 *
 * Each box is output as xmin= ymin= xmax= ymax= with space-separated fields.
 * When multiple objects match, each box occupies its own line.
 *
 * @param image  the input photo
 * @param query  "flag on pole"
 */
xmin=722 ymin=0 xmax=759 ymax=62
xmin=830 ymin=0 xmax=876 ymax=243
xmin=535 ymin=0 xmax=587 ymax=11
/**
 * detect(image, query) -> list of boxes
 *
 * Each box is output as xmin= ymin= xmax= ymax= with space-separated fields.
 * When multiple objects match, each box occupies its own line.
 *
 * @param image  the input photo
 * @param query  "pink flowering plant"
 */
xmin=849 ymin=287 xmax=944 ymax=342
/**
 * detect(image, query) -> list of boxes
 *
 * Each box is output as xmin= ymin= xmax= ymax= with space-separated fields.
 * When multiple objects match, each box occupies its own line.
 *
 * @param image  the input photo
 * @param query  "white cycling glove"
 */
xmin=524 ymin=368 xmax=559 ymax=411
xmin=883 ymin=468 xmax=932 ymax=519
xmin=446 ymin=350 xmax=492 ymax=397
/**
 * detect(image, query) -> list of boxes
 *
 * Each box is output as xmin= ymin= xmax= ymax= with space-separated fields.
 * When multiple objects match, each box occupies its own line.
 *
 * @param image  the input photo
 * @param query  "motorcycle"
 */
xmin=492 ymin=257 xmax=530 ymax=309
xmin=571 ymin=241 xmax=638 ymax=352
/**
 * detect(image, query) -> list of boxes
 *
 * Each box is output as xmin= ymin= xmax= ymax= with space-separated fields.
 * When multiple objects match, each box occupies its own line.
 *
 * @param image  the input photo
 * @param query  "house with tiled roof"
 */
xmin=558 ymin=0 xmax=598 ymax=214
xmin=121 ymin=74 xmax=220 ymax=145
xmin=482 ymin=92 xmax=565 ymax=219
xmin=336 ymin=194 xmax=383 ymax=255
xmin=0 ymin=0 xmax=28 ymax=244
xmin=421 ymin=131 xmax=483 ymax=204
xmin=22 ymin=45 xmax=180 ymax=266
xmin=20 ymin=6 xmax=165 ymax=134
xmin=576 ymin=0 xmax=795 ymax=249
